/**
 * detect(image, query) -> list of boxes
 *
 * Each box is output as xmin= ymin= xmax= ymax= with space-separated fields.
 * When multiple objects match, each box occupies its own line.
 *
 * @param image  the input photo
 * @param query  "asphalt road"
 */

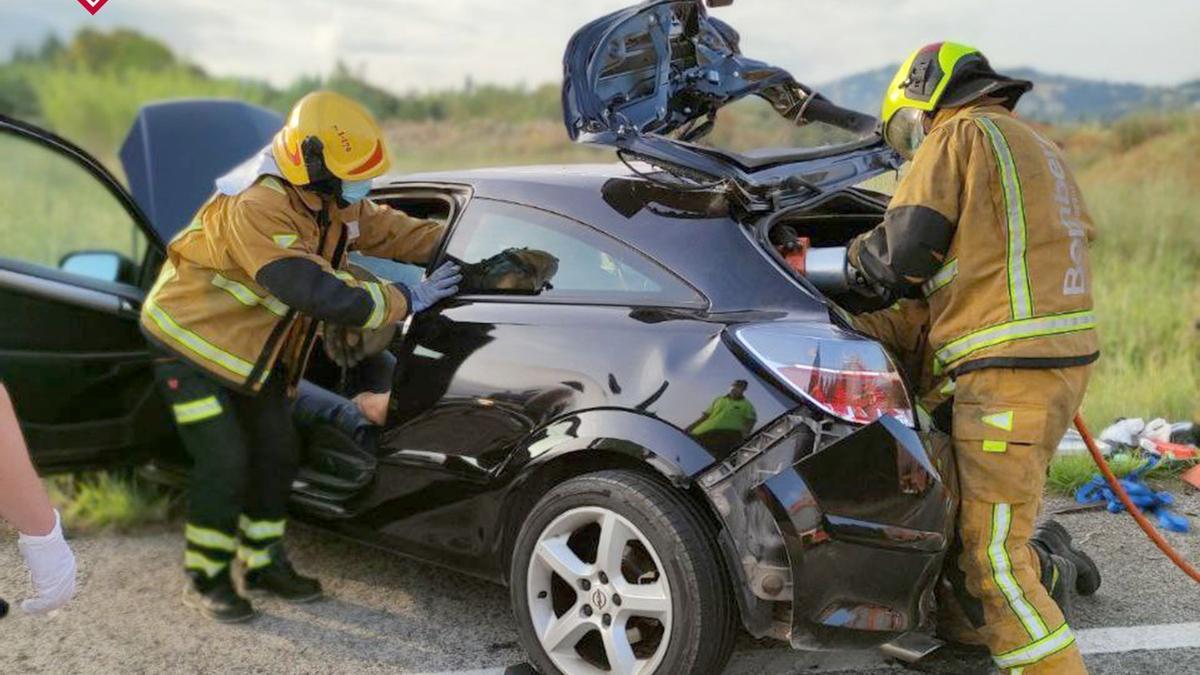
xmin=1 ymin=493 xmax=1197 ymax=674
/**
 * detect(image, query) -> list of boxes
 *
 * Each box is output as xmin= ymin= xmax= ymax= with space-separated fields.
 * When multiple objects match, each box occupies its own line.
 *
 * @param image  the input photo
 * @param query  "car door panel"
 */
xmin=0 ymin=114 xmax=169 ymax=472
xmin=355 ymin=298 xmax=796 ymax=565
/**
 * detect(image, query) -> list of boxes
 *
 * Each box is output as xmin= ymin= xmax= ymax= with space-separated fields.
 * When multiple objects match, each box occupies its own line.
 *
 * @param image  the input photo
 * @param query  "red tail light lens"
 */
xmin=733 ymin=323 xmax=915 ymax=427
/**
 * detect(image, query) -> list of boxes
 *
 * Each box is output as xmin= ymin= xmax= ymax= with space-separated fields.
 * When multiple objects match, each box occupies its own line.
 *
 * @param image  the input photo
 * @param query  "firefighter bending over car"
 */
xmin=140 ymin=91 xmax=461 ymax=622
xmin=800 ymin=43 xmax=1101 ymax=674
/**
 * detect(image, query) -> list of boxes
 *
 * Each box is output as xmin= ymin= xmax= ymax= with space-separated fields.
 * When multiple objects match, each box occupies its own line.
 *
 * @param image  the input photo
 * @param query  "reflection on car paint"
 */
xmin=686 ymin=379 xmax=758 ymax=455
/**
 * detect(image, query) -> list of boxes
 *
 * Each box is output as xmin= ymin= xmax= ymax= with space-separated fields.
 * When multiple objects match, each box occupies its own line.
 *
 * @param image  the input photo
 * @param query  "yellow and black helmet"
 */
xmin=881 ymin=42 xmax=1032 ymax=158
xmin=271 ymin=91 xmax=391 ymax=187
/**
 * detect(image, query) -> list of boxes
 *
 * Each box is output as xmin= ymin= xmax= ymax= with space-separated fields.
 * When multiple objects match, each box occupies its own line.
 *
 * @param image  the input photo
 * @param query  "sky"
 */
xmin=2 ymin=0 xmax=1197 ymax=91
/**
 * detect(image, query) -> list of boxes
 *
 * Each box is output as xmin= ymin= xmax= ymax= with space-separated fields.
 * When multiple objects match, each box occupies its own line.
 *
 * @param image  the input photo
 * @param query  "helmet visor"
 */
xmin=884 ymin=107 xmax=927 ymax=161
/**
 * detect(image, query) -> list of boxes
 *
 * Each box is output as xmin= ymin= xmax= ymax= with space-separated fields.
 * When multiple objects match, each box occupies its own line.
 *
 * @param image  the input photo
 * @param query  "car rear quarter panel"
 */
xmin=356 ymin=302 xmax=799 ymax=579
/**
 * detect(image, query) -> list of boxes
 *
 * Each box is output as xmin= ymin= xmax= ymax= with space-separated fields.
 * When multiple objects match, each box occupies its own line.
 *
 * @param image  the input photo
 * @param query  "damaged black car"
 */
xmin=0 ymin=1 xmax=954 ymax=673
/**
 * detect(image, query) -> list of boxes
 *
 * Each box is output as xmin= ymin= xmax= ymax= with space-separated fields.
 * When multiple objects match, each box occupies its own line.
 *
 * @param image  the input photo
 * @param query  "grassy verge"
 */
xmin=46 ymin=471 xmax=175 ymax=533
xmin=1047 ymin=452 xmax=1199 ymax=496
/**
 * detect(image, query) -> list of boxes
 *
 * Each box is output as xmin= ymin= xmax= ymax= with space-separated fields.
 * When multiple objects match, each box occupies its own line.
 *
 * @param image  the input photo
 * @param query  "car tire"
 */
xmin=510 ymin=469 xmax=736 ymax=675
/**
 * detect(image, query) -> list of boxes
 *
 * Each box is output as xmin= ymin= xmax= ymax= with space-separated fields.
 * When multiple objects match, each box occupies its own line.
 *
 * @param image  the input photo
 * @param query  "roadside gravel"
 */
xmin=1 ymin=491 xmax=1196 ymax=674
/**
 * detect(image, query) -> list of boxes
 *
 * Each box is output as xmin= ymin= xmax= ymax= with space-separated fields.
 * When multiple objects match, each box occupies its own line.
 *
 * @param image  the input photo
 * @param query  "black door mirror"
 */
xmin=59 ymin=250 xmax=135 ymax=284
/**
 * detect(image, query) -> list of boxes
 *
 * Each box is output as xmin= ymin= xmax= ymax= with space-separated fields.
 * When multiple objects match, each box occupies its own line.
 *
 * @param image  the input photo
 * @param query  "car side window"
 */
xmin=0 ymin=132 xmax=148 ymax=285
xmin=348 ymin=194 xmax=457 ymax=287
xmin=445 ymin=199 xmax=702 ymax=306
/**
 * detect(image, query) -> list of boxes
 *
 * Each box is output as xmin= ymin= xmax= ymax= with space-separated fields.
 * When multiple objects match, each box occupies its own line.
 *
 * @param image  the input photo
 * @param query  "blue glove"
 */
xmin=406 ymin=262 xmax=462 ymax=313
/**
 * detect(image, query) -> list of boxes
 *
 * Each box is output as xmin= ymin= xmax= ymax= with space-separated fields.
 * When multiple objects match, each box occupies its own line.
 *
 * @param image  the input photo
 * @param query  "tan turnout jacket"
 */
xmin=850 ymin=104 xmax=1099 ymax=377
xmin=141 ymin=175 xmax=443 ymax=392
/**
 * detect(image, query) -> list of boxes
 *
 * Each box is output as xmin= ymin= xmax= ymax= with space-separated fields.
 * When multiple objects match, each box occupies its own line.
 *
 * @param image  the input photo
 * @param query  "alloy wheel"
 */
xmin=526 ymin=506 xmax=672 ymax=675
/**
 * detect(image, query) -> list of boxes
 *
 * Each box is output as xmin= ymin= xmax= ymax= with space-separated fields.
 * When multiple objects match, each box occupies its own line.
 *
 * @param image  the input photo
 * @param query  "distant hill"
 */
xmin=818 ymin=65 xmax=1200 ymax=123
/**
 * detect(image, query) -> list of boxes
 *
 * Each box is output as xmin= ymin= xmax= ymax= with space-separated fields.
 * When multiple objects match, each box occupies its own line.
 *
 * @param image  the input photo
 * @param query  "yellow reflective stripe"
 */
xmin=935 ymin=310 xmax=1096 ymax=369
xmin=983 ymin=440 xmax=1008 ymax=453
xmin=172 ymin=396 xmax=223 ymax=425
xmin=185 ymin=523 xmax=237 ymax=552
xmin=238 ymin=515 xmax=285 ymax=541
xmin=211 ymin=274 xmax=289 ymax=317
xmin=211 ymin=273 xmax=259 ymax=307
xmin=146 ymin=301 xmax=254 ymax=378
xmin=237 ymin=546 xmax=273 ymax=570
xmin=185 ymin=550 xmax=228 ymax=578
xmin=262 ymin=296 xmax=289 ymax=316
xmin=976 ymin=117 xmax=1033 ymax=320
xmin=362 ymin=281 xmax=387 ymax=330
xmin=995 ymin=622 xmax=1076 ymax=669
xmin=334 ymin=271 xmax=356 ymax=282
xmin=272 ymin=233 xmax=298 ymax=248
xmin=260 ymin=176 xmax=287 ymax=195
xmin=989 ymin=504 xmax=1049 ymax=640
xmin=921 ymin=258 xmax=958 ymax=297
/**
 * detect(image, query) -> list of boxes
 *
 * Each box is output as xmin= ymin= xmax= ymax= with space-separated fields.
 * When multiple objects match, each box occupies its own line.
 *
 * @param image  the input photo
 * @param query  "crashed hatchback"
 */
xmin=0 ymin=1 xmax=954 ymax=674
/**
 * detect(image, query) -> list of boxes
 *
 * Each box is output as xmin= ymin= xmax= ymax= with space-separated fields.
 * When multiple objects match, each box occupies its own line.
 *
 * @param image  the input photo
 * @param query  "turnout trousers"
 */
xmin=153 ymin=357 xmax=301 ymax=580
xmin=939 ymin=366 xmax=1092 ymax=674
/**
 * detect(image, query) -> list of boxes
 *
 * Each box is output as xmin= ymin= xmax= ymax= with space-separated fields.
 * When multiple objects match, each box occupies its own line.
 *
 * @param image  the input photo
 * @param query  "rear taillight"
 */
xmin=732 ymin=322 xmax=915 ymax=427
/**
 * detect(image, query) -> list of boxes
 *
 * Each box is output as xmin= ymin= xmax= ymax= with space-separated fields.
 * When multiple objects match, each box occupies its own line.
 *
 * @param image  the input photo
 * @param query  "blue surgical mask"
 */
xmin=341 ymin=179 xmax=372 ymax=204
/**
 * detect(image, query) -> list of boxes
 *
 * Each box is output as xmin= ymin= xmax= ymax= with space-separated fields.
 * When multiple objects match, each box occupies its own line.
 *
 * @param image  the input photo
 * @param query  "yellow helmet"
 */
xmin=271 ymin=91 xmax=391 ymax=186
xmin=881 ymin=42 xmax=1031 ymax=158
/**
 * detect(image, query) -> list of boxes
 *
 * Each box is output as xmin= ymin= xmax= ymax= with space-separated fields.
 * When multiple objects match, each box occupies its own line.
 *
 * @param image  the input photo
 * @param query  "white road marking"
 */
xmin=1076 ymin=622 xmax=1200 ymax=655
xmin=424 ymin=622 xmax=1200 ymax=675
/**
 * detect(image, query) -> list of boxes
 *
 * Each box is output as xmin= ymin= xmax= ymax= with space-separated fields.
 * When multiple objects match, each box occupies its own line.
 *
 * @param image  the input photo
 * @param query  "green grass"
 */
xmin=46 ymin=471 xmax=174 ymax=532
xmin=1047 ymin=452 xmax=1198 ymax=496
xmin=0 ymin=135 xmax=148 ymax=266
xmin=1077 ymin=179 xmax=1199 ymax=428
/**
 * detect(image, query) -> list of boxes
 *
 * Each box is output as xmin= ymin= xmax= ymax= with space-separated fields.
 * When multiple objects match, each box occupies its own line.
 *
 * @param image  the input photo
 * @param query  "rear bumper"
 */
xmin=702 ymin=414 xmax=954 ymax=649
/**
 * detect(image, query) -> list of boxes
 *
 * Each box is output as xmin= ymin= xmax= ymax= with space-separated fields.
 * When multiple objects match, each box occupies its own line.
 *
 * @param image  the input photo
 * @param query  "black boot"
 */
xmin=1045 ymin=554 xmax=1077 ymax=622
xmin=1032 ymin=519 xmax=1101 ymax=595
xmin=183 ymin=571 xmax=255 ymax=623
xmin=239 ymin=546 xmax=323 ymax=603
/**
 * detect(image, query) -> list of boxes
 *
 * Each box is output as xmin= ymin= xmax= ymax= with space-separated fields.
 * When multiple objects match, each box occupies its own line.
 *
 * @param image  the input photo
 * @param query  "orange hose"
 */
xmin=1074 ymin=413 xmax=1200 ymax=583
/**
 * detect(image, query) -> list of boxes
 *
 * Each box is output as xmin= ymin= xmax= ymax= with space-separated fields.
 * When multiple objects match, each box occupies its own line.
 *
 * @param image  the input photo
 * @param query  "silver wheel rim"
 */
xmin=527 ymin=506 xmax=673 ymax=675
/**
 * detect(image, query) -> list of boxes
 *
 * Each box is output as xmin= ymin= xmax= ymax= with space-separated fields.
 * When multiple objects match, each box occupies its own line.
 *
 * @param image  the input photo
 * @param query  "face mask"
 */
xmin=340 ymin=179 xmax=372 ymax=204
xmin=884 ymin=107 xmax=928 ymax=161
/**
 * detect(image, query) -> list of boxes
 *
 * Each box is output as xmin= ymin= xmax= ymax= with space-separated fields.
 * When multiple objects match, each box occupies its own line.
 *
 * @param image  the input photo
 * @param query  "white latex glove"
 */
xmin=18 ymin=510 xmax=77 ymax=614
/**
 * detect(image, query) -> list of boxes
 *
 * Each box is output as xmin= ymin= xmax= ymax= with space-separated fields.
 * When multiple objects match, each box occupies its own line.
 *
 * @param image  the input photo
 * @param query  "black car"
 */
xmin=0 ymin=2 xmax=954 ymax=673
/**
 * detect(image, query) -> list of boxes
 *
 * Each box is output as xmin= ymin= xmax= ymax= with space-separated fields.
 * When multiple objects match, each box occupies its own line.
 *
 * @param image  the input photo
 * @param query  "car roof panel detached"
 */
xmin=387 ymin=165 xmax=830 ymax=315
xmin=119 ymin=100 xmax=283 ymax=243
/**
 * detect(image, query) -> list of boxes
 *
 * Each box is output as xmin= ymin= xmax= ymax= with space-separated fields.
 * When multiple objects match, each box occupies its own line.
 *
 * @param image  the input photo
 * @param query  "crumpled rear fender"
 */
xmin=701 ymin=413 xmax=955 ymax=648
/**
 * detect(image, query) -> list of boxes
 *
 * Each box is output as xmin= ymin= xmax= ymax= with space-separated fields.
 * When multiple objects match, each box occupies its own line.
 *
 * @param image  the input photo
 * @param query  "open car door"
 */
xmin=0 ymin=101 xmax=281 ymax=472
xmin=563 ymin=0 xmax=903 ymax=210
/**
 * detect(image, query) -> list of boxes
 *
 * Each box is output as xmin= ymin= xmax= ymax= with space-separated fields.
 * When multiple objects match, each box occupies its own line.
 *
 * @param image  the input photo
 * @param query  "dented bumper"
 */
xmin=702 ymin=413 xmax=955 ymax=649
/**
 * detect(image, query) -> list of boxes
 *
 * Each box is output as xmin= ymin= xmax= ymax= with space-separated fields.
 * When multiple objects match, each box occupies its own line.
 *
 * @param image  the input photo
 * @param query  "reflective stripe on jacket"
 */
xmin=849 ymin=104 xmax=1098 ymax=376
xmin=140 ymin=175 xmax=444 ymax=393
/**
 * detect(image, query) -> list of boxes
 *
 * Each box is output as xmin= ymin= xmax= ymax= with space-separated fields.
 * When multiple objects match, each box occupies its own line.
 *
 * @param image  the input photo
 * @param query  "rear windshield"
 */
xmin=693 ymin=96 xmax=874 ymax=155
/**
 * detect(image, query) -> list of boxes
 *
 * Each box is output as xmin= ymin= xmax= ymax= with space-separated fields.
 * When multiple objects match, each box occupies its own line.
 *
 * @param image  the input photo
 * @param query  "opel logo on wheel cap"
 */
xmin=591 ymin=588 xmax=608 ymax=610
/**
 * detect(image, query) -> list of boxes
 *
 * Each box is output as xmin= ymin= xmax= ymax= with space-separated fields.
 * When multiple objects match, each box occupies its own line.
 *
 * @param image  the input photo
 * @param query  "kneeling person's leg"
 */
xmin=951 ymin=368 xmax=1090 ymax=674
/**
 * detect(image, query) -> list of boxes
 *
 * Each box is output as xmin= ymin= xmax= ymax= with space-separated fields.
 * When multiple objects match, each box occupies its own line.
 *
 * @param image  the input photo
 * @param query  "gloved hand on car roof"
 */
xmin=406 ymin=261 xmax=462 ymax=313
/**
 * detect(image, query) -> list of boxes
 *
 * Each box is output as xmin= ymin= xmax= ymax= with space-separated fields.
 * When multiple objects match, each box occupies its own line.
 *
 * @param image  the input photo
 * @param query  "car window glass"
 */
xmin=349 ymin=196 xmax=455 ymax=286
xmin=348 ymin=252 xmax=424 ymax=287
xmin=447 ymin=199 xmax=701 ymax=306
xmin=0 ymin=132 xmax=147 ymax=284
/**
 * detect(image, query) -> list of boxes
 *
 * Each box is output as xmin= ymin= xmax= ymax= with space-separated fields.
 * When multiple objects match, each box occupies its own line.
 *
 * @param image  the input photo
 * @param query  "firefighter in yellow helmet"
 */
xmin=803 ymin=43 xmax=1101 ymax=674
xmin=140 ymin=91 xmax=460 ymax=622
